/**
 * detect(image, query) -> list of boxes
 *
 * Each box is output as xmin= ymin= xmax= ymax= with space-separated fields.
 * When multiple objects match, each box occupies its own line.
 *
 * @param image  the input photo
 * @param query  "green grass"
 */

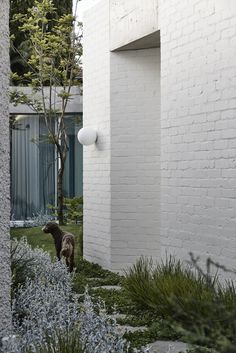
xmin=10 ymin=224 xmax=83 ymax=261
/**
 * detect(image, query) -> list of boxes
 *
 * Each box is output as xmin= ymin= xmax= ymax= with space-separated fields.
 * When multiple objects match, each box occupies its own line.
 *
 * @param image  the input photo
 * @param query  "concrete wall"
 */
xmin=10 ymin=86 xmax=83 ymax=115
xmin=0 ymin=0 xmax=12 ymax=337
xmin=110 ymin=0 xmax=159 ymax=51
xmin=160 ymin=0 xmax=236 ymax=269
xmin=83 ymin=0 xmax=112 ymax=268
xmin=110 ymin=49 xmax=161 ymax=271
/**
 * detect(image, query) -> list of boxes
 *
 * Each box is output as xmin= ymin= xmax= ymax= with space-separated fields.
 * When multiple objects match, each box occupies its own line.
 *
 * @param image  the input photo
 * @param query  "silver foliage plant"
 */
xmin=11 ymin=210 xmax=53 ymax=228
xmin=11 ymin=237 xmax=71 ymax=286
xmin=3 ymin=238 xmax=149 ymax=353
xmin=80 ymin=292 xmax=128 ymax=353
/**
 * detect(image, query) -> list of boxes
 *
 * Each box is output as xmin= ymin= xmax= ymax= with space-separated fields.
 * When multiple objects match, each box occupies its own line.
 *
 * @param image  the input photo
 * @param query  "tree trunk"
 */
xmin=57 ymin=160 xmax=65 ymax=225
xmin=0 ymin=0 xmax=12 ymax=337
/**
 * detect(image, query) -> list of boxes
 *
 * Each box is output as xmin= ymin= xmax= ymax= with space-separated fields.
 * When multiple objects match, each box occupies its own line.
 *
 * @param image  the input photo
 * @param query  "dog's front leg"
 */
xmin=69 ymin=251 xmax=75 ymax=272
xmin=56 ymin=248 xmax=61 ymax=260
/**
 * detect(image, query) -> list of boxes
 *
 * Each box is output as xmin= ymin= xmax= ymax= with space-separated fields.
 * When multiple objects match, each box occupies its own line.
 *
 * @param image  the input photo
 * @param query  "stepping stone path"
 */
xmin=92 ymin=285 xmax=122 ymax=291
xmin=116 ymin=324 xmax=147 ymax=336
xmin=90 ymin=283 xmax=188 ymax=353
xmin=148 ymin=341 xmax=187 ymax=353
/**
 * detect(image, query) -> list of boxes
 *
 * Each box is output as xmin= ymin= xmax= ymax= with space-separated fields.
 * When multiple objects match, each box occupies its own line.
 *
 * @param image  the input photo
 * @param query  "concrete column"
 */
xmin=0 ymin=0 xmax=12 ymax=337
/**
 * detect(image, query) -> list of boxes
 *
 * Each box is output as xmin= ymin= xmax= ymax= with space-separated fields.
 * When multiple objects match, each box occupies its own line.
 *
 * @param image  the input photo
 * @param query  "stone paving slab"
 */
xmin=116 ymin=324 xmax=147 ymax=336
xmin=91 ymin=285 xmax=122 ymax=291
xmin=148 ymin=341 xmax=188 ymax=353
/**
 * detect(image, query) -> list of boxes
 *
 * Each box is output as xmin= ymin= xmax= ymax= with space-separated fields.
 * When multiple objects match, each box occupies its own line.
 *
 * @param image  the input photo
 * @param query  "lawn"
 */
xmin=10 ymin=224 xmax=83 ymax=261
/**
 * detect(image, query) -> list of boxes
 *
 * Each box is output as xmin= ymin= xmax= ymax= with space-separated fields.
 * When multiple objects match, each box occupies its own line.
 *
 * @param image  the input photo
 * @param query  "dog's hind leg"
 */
xmin=69 ymin=250 xmax=75 ymax=272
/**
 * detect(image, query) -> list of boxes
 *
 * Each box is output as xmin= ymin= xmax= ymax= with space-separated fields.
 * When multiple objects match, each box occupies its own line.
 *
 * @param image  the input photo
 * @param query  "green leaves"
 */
xmin=10 ymin=89 xmax=43 ymax=112
xmin=11 ymin=0 xmax=82 ymax=88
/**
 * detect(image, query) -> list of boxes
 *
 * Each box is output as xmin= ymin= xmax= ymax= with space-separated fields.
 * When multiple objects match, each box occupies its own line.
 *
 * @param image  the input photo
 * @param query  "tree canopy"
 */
xmin=10 ymin=0 xmax=73 ymax=84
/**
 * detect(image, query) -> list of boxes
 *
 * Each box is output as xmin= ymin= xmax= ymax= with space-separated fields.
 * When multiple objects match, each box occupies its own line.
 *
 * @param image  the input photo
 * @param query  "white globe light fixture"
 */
xmin=77 ymin=127 xmax=97 ymax=146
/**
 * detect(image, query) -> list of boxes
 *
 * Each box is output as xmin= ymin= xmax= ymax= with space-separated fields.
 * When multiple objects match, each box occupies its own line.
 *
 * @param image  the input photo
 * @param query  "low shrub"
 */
xmin=4 ymin=239 xmax=149 ymax=353
xmin=80 ymin=292 xmax=129 ymax=352
xmin=35 ymin=329 xmax=85 ymax=353
xmin=11 ymin=237 xmax=71 ymax=296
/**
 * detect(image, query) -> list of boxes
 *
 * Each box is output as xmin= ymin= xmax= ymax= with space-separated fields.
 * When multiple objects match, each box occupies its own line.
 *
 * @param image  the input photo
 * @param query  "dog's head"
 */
xmin=42 ymin=221 xmax=59 ymax=234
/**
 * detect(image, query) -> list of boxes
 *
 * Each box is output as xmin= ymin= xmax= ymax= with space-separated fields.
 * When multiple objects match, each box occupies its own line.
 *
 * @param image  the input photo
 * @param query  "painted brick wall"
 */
xmin=110 ymin=49 xmax=161 ymax=271
xmin=83 ymin=0 xmax=111 ymax=268
xmin=0 ymin=0 xmax=12 ymax=336
xmin=160 ymin=0 xmax=236 ymax=269
xmin=83 ymin=1 xmax=161 ymax=271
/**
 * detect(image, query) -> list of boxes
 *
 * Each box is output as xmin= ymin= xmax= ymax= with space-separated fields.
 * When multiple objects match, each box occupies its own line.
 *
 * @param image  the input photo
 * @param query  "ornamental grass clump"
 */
xmin=124 ymin=255 xmax=215 ymax=317
xmin=124 ymin=256 xmax=236 ymax=353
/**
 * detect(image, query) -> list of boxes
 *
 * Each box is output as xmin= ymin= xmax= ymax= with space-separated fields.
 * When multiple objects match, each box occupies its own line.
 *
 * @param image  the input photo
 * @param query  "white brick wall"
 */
xmin=83 ymin=0 xmax=111 ymax=268
xmin=83 ymin=1 xmax=160 ymax=271
xmin=160 ymin=0 xmax=236 ymax=269
xmin=110 ymin=49 xmax=161 ymax=271
xmin=84 ymin=0 xmax=236 ymax=274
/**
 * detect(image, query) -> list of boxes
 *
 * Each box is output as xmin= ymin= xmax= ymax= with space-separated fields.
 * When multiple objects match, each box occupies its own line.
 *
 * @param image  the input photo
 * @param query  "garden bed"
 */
xmin=9 ymin=228 xmax=236 ymax=353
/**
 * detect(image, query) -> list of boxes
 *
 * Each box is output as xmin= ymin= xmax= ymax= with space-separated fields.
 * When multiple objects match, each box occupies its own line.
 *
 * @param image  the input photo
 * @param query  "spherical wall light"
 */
xmin=77 ymin=127 xmax=97 ymax=146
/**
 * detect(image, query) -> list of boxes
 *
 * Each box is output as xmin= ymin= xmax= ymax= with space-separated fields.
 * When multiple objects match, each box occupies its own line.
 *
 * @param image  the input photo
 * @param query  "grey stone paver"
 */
xmin=116 ymin=324 xmax=147 ymax=336
xmin=112 ymin=313 xmax=127 ymax=320
xmin=89 ymin=284 xmax=188 ymax=353
xmin=92 ymin=285 xmax=122 ymax=291
xmin=148 ymin=340 xmax=188 ymax=353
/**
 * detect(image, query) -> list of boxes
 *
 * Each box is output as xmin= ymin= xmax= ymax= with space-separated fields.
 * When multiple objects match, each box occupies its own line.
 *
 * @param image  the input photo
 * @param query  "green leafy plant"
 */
xmin=64 ymin=197 xmax=83 ymax=224
xmin=47 ymin=197 xmax=83 ymax=225
xmin=10 ymin=0 xmax=73 ymax=83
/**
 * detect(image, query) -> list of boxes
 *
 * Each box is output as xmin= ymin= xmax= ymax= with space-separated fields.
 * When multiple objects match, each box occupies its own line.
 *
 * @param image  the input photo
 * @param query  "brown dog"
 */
xmin=42 ymin=221 xmax=75 ymax=272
